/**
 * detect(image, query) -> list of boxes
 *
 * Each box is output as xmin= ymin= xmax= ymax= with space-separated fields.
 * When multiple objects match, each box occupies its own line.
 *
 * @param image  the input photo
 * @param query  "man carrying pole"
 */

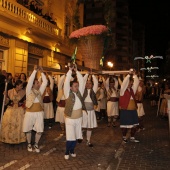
xmin=23 ymin=65 xmax=47 ymax=153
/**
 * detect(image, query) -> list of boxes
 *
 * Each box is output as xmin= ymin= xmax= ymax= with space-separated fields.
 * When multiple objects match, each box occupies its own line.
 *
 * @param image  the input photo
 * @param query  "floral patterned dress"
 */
xmin=0 ymin=88 xmax=26 ymax=144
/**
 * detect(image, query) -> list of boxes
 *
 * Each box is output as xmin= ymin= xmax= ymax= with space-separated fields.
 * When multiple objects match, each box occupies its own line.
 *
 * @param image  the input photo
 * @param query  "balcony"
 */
xmin=0 ymin=0 xmax=62 ymax=43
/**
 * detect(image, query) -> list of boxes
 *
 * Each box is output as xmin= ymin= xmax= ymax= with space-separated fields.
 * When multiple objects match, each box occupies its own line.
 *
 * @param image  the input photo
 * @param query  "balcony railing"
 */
xmin=0 ymin=0 xmax=60 ymax=36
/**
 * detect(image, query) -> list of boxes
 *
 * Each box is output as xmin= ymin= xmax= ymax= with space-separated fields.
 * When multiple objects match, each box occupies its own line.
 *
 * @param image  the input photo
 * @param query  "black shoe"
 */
xmin=123 ymin=138 xmax=128 ymax=143
xmin=87 ymin=142 xmax=93 ymax=147
xmin=77 ymin=139 xmax=83 ymax=143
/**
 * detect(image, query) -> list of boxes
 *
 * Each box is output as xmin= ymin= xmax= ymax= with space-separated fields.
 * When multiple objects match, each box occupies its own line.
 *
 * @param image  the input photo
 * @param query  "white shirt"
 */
xmin=26 ymin=70 xmax=47 ymax=103
xmin=64 ymin=70 xmax=84 ymax=110
xmin=120 ymin=74 xmax=139 ymax=97
xmin=72 ymin=92 xmax=82 ymax=110
xmin=84 ymin=89 xmax=93 ymax=102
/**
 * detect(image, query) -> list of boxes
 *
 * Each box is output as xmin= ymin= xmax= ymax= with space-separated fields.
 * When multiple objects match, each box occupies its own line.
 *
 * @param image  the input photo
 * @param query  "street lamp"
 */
xmin=107 ymin=61 xmax=113 ymax=70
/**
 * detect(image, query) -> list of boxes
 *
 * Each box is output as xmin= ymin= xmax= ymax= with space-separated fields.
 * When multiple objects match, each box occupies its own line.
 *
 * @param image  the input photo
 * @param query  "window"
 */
xmin=27 ymin=56 xmax=39 ymax=75
xmin=0 ymin=50 xmax=3 ymax=59
xmin=65 ymin=16 xmax=71 ymax=37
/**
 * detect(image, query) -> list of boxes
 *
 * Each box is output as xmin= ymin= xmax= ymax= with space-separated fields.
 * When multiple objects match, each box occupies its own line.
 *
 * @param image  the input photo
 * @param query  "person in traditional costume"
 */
xmin=82 ymin=73 xmax=98 ymax=147
xmin=43 ymin=74 xmax=54 ymax=129
xmin=105 ymin=76 xmax=119 ymax=127
xmin=135 ymin=78 xmax=146 ymax=131
xmin=99 ymin=81 xmax=107 ymax=119
xmin=64 ymin=65 xmax=85 ymax=160
xmin=0 ymin=79 xmax=26 ymax=144
xmin=23 ymin=65 xmax=47 ymax=153
xmin=160 ymin=83 xmax=170 ymax=118
xmin=119 ymin=69 xmax=140 ymax=143
xmin=95 ymin=76 xmax=107 ymax=120
xmin=55 ymin=74 xmax=66 ymax=134
xmin=18 ymin=73 xmax=27 ymax=90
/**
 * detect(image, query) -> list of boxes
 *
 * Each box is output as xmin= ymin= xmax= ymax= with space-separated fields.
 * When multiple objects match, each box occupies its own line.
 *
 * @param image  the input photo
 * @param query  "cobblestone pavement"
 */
xmin=0 ymin=100 xmax=170 ymax=170
xmin=108 ymin=100 xmax=170 ymax=170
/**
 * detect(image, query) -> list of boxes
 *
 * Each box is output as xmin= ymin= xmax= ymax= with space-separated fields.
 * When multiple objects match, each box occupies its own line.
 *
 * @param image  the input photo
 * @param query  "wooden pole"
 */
xmin=0 ymin=80 xmax=8 ymax=129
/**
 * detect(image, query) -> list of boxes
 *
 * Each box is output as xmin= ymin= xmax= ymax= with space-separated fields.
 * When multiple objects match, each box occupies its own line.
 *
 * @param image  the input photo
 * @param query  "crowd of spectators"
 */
xmin=16 ymin=0 xmax=57 ymax=25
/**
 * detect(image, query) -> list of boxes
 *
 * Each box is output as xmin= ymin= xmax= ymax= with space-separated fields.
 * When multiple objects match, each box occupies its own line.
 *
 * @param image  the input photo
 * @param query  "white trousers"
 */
xmin=23 ymin=111 xmax=44 ymax=133
xmin=65 ymin=117 xmax=83 ymax=141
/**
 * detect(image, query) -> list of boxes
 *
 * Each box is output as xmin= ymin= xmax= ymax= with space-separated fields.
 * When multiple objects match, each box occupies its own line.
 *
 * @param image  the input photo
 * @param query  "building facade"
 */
xmin=0 ymin=0 xmax=84 ymax=76
xmin=83 ymin=0 xmax=145 ymax=71
xmin=132 ymin=22 xmax=145 ymax=78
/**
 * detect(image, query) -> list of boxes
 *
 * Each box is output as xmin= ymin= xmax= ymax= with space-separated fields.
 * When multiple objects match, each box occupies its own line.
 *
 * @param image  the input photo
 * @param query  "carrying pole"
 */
xmin=0 ymin=79 xmax=8 ymax=129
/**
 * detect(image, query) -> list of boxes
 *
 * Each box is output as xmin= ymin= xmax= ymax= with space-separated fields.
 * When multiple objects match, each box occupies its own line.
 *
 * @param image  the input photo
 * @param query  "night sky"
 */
xmin=129 ymin=0 xmax=170 ymax=76
xmin=129 ymin=0 xmax=170 ymax=56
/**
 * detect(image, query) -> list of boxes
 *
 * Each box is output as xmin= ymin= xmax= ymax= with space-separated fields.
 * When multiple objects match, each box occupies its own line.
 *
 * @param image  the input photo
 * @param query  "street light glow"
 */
xmin=107 ymin=61 xmax=113 ymax=68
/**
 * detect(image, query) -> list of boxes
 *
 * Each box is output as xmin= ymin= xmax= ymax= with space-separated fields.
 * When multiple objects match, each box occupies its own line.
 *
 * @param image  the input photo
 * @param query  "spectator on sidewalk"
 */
xmin=29 ymin=0 xmax=36 ymax=12
xmin=119 ymin=69 xmax=140 ymax=143
xmin=48 ymin=13 xmax=57 ymax=25
xmin=18 ymin=73 xmax=27 ymax=90
xmin=0 ymin=80 xmax=26 ymax=144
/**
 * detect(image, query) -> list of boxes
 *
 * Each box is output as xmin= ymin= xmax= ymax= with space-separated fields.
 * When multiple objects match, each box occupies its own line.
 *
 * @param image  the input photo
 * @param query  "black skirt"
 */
xmin=120 ymin=109 xmax=139 ymax=128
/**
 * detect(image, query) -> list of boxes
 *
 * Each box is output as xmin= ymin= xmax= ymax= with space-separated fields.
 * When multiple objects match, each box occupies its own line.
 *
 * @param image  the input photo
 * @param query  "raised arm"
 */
xmin=118 ymin=77 xmax=122 ymax=86
xmin=120 ymin=74 xmax=130 ymax=96
xmin=105 ymin=77 xmax=109 ymax=92
xmin=132 ymin=75 xmax=139 ymax=94
xmin=58 ymin=74 xmax=65 ymax=91
xmin=92 ymin=75 xmax=98 ymax=93
xmin=26 ymin=69 xmax=37 ymax=96
xmin=48 ymin=75 xmax=54 ymax=90
xmin=83 ymin=73 xmax=89 ymax=83
xmin=82 ymin=73 xmax=89 ymax=94
xmin=114 ymin=77 xmax=118 ymax=90
xmin=64 ymin=70 xmax=72 ymax=99
xmin=102 ymin=76 xmax=106 ymax=87
xmin=39 ymin=69 xmax=48 ymax=95
xmin=38 ymin=76 xmax=42 ymax=83
xmin=76 ymin=70 xmax=84 ymax=96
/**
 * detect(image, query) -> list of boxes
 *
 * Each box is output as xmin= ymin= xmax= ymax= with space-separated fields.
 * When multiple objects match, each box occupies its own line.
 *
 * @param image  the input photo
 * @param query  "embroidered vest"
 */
xmin=64 ymin=90 xmax=86 ymax=117
xmin=119 ymin=88 xmax=136 ymax=110
xmin=26 ymin=89 xmax=43 ymax=109
xmin=83 ymin=88 xmax=98 ymax=106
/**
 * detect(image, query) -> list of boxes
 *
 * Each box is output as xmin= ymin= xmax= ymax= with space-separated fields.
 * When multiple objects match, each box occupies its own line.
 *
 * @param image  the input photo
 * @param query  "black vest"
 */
xmin=83 ymin=89 xmax=98 ymax=106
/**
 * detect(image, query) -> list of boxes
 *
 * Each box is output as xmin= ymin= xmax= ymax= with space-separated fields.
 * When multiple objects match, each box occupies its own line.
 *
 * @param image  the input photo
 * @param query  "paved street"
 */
xmin=0 ymin=99 xmax=170 ymax=170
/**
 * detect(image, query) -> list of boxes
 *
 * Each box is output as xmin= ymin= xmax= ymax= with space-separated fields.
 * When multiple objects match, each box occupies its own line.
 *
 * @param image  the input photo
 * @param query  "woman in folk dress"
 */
xmin=0 ymin=80 xmax=26 ymax=144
